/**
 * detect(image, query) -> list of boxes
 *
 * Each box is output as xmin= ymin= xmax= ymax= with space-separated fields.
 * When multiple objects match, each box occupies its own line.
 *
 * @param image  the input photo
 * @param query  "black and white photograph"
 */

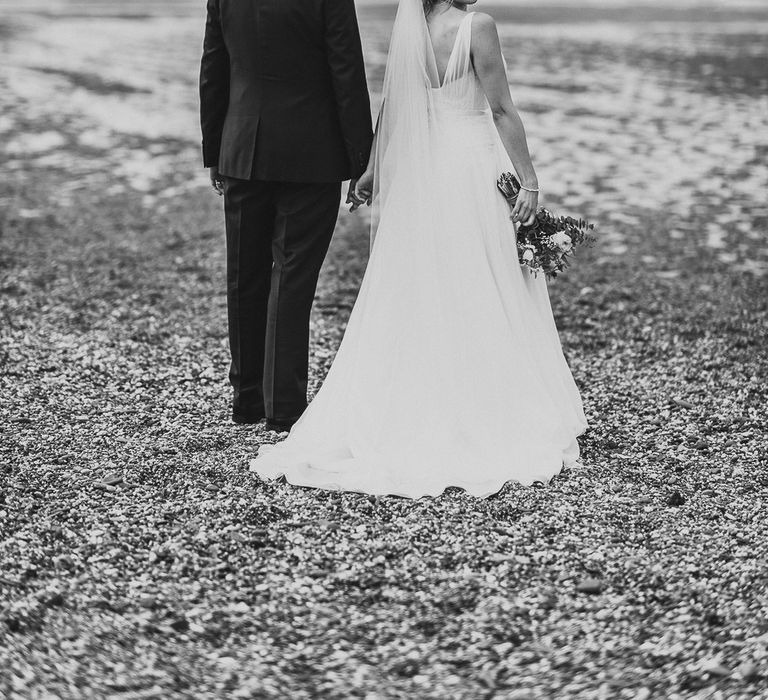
xmin=1 ymin=0 xmax=766 ymax=696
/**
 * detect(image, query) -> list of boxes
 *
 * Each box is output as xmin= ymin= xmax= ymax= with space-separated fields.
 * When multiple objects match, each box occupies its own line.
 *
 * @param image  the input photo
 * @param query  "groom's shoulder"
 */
xmin=217 ymin=0 xmax=325 ymax=9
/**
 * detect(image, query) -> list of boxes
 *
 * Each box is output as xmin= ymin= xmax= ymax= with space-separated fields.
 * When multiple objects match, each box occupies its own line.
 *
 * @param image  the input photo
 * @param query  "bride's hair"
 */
xmin=423 ymin=0 xmax=449 ymax=14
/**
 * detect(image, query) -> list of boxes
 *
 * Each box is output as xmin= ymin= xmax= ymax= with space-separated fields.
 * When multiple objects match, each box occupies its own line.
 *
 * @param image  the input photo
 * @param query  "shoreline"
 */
xmin=1 ymin=2 xmax=767 ymax=22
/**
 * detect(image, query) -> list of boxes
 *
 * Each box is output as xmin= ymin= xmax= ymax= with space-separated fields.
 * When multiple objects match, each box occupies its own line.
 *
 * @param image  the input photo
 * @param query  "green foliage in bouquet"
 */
xmin=517 ymin=209 xmax=596 ymax=279
xmin=497 ymin=172 xmax=596 ymax=279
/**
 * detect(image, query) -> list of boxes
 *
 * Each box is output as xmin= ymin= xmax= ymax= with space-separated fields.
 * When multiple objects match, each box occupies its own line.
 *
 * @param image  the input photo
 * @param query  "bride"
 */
xmin=249 ymin=0 xmax=588 ymax=498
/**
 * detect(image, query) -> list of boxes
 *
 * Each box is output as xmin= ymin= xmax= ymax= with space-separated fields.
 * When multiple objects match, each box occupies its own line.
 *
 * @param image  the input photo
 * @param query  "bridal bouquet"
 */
xmin=497 ymin=172 xmax=596 ymax=279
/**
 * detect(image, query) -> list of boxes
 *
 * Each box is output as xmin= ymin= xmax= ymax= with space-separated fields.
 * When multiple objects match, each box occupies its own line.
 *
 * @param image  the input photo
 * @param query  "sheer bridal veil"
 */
xmin=370 ymin=0 xmax=443 ymax=249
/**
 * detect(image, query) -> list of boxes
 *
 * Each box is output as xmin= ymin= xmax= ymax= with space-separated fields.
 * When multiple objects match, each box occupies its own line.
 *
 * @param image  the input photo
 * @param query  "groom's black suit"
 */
xmin=200 ymin=0 xmax=373 ymax=423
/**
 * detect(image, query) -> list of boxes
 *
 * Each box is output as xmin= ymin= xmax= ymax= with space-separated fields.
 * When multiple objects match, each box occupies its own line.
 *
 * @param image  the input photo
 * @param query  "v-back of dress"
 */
xmin=428 ymin=11 xmax=474 ymax=88
xmin=249 ymin=10 xmax=588 ymax=498
xmin=430 ymin=13 xmax=489 ymax=109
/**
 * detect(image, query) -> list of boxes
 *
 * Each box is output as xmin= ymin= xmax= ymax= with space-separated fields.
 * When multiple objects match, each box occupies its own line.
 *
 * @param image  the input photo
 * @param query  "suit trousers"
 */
xmin=223 ymin=178 xmax=340 ymax=420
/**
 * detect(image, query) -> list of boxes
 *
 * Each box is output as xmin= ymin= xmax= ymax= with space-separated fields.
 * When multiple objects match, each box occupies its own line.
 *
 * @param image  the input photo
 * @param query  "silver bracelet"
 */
xmin=520 ymin=184 xmax=540 ymax=193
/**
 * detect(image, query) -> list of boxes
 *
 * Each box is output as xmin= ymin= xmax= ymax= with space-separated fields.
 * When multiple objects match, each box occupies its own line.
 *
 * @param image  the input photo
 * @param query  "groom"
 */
xmin=199 ymin=0 xmax=373 ymax=430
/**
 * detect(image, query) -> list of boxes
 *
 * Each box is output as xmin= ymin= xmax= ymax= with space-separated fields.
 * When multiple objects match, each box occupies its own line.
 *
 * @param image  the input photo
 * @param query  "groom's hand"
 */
xmin=346 ymin=178 xmax=366 ymax=212
xmin=210 ymin=166 xmax=224 ymax=196
xmin=347 ymin=171 xmax=373 ymax=212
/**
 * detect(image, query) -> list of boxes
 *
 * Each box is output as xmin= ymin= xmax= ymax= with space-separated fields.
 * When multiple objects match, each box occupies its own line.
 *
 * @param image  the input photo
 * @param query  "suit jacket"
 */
xmin=200 ymin=0 xmax=374 ymax=182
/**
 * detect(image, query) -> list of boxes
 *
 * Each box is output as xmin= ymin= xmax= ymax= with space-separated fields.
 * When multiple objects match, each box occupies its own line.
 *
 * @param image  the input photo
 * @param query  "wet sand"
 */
xmin=1 ymin=1 xmax=766 ymax=274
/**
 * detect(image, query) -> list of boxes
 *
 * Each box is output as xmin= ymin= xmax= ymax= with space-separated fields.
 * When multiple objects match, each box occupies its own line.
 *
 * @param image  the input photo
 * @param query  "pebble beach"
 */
xmin=1 ymin=1 xmax=767 ymax=697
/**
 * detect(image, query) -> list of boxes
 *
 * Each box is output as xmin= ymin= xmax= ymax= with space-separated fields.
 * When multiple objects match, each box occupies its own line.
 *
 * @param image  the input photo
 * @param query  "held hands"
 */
xmin=511 ymin=188 xmax=538 ymax=226
xmin=347 ymin=170 xmax=374 ymax=212
xmin=210 ymin=166 xmax=224 ymax=196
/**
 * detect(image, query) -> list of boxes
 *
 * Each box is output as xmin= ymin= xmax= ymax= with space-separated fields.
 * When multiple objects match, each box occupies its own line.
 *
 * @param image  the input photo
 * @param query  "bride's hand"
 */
xmin=511 ymin=189 xmax=537 ymax=225
xmin=209 ymin=166 xmax=224 ymax=196
xmin=349 ymin=169 xmax=374 ymax=212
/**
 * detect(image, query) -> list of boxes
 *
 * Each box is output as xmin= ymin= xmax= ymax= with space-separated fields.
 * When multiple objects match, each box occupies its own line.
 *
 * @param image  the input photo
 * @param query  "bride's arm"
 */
xmin=472 ymin=13 xmax=538 ymax=225
xmin=350 ymin=101 xmax=383 ymax=210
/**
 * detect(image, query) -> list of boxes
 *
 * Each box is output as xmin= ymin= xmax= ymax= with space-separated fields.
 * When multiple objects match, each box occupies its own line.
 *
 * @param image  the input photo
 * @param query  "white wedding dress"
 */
xmin=250 ymin=7 xmax=587 ymax=498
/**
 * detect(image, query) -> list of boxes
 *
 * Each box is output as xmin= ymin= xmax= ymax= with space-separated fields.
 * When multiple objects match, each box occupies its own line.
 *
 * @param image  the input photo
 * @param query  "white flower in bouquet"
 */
xmin=497 ymin=171 xmax=597 ymax=280
xmin=551 ymin=231 xmax=573 ymax=253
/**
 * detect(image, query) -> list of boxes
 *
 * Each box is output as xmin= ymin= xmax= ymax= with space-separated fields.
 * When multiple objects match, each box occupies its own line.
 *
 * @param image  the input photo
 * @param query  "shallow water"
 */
xmin=0 ymin=1 xmax=766 ymax=273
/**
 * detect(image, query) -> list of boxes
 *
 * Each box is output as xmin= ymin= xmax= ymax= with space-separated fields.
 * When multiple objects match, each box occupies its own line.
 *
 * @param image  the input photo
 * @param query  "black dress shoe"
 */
xmin=232 ymin=409 xmax=266 ymax=425
xmin=265 ymin=415 xmax=301 ymax=432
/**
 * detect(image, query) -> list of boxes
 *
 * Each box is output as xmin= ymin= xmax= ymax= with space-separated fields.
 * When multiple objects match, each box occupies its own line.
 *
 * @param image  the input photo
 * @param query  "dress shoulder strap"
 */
xmin=445 ymin=12 xmax=476 ymax=83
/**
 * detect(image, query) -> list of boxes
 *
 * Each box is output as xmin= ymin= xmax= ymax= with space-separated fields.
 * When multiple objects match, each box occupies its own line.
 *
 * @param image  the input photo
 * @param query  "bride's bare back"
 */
xmin=426 ymin=8 xmax=470 ymax=84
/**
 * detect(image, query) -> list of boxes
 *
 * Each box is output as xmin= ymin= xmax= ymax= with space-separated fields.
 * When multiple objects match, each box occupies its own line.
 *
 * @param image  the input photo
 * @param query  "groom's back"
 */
xmin=220 ymin=0 xmax=327 ymax=81
xmin=203 ymin=0 xmax=372 ymax=182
